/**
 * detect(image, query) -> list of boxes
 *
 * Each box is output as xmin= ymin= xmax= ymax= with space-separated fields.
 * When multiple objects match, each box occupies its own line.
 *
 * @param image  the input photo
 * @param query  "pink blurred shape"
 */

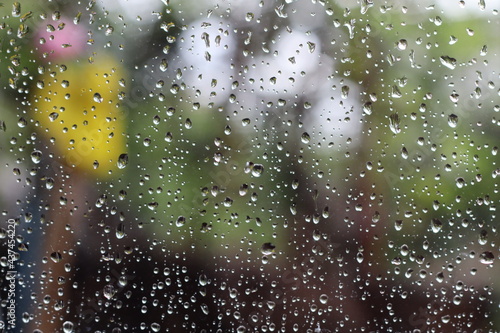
xmin=35 ymin=19 xmax=88 ymax=60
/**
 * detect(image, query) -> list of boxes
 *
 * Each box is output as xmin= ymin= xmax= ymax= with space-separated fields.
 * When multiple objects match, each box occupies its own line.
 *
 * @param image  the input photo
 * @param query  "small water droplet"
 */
xmin=319 ymin=294 xmax=329 ymax=304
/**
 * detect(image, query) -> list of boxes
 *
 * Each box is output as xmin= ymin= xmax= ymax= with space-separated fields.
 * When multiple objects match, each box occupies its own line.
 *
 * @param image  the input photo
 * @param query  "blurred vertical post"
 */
xmin=26 ymin=15 xmax=127 ymax=331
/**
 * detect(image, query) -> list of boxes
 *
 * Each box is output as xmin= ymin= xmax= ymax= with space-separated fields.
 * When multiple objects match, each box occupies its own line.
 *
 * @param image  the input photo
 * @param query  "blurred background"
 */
xmin=1 ymin=0 xmax=499 ymax=331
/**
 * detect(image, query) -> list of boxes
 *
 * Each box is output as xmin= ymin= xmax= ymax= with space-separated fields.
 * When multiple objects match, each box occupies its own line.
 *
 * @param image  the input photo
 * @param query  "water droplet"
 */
xmin=151 ymin=323 xmax=161 ymax=332
xmin=455 ymin=177 xmax=465 ymax=188
xmin=478 ymin=230 xmax=488 ymax=245
xmin=261 ymin=242 xmax=275 ymax=255
xmin=199 ymin=274 xmax=208 ymax=286
xmin=116 ymin=223 xmax=125 ymax=239
xmin=49 ymin=112 xmax=59 ymax=122
xmin=17 ymin=117 xmax=27 ymax=128
xmin=341 ymin=85 xmax=349 ymax=99
xmin=31 ymin=150 xmax=43 ymax=164
xmin=389 ymin=113 xmax=401 ymax=134
xmin=440 ymin=55 xmax=457 ymax=70
xmin=301 ymin=132 xmax=311 ymax=144
xmin=251 ymin=164 xmax=264 ymax=177
xmin=396 ymin=39 xmax=407 ymax=50
xmin=480 ymin=251 xmax=494 ymax=265
xmin=103 ymin=284 xmax=116 ymax=300
xmin=93 ymin=93 xmax=103 ymax=103
xmin=45 ymin=177 xmax=55 ymax=189
xmin=160 ymin=59 xmax=168 ymax=72
xmin=307 ymin=41 xmax=316 ymax=53
xmin=391 ymin=85 xmax=402 ymax=98
xmin=362 ymin=102 xmax=372 ymax=115
xmin=480 ymin=44 xmax=488 ymax=56
xmin=176 ymin=216 xmax=186 ymax=227
xmin=239 ymin=183 xmax=248 ymax=196
xmin=431 ymin=218 xmax=442 ymax=233
xmin=319 ymin=294 xmax=328 ymax=304
xmin=401 ymin=147 xmax=408 ymax=159
xmin=117 ymin=154 xmax=128 ymax=169
xmin=12 ymin=2 xmax=21 ymax=17
xmin=447 ymin=114 xmax=458 ymax=128
xmin=450 ymin=92 xmax=459 ymax=103
xmin=50 ymin=252 xmax=62 ymax=263
xmin=62 ymin=321 xmax=74 ymax=333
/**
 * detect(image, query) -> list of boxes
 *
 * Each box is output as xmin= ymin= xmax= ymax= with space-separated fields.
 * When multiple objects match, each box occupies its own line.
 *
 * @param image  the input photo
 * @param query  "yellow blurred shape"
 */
xmin=32 ymin=56 xmax=126 ymax=177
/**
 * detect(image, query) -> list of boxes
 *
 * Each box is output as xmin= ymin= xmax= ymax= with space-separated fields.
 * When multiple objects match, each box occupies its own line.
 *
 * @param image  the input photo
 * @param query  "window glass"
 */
xmin=1 ymin=0 xmax=499 ymax=331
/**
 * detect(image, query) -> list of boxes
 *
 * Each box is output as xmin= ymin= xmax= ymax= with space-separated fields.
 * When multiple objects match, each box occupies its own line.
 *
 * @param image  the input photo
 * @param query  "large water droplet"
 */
xmin=301 ymin=132 xmax=311 ymax=144
xmin=479 ymin=251 xmax=494 ymax=265
xmin=440 ymin=55 xmax=457 ymax=70
xmin=455 ymin=177 xmax=465 ymax=188
xmin=151 ymin=323 xmax=161 ymax=332
xmin=389 ymin=113 xmax=401 ymax=134
xmin=31 ymin=150 xmax=43 ymax=164
xmin=251 ymin=164 xmax=264 ymax=177
xmin=116 ymin=223 xmax=125 ymax=239
xmin=62 ymin=321 xmax=74 ymax=333
xmin=431 ymin=218 xmax=442 ymax=233
xmin=261 ymin=242 xmax=275 ymax=255
xmin=103 ymin=284 xmax=116 ymax=300
xmin=117 ymin=153 xmax=128 ymax=169
xmin=448 ymin=114 xmax=458 ymax=128
xmin=176 ymin=216 xmax=186 ymax=227
xmin=93 ymin=93 xmax=103 ymax=103
xmin=50 ymin=252 xmax=62 ymax=263
xmin=396 ymin=39 xmax=407 ymax=50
